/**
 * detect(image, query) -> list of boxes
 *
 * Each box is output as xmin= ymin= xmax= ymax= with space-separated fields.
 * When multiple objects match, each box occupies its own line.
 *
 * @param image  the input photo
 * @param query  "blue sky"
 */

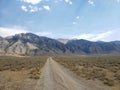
xmin=0 ymin=0 xmax=120 ymax=41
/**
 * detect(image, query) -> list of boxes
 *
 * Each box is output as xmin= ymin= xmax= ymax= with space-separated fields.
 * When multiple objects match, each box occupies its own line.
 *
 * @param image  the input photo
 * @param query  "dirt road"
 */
xmin=35 ymin=57 xmax=103 ymax=90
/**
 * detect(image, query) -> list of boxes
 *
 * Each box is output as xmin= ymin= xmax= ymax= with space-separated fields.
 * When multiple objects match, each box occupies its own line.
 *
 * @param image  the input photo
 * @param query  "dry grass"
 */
xmin=54 ymin=55 xmax=120 ymax=87
xmin=0 ymin=56 xmax=47 ymax=71
xmin=0 ymin=56 xmax=47 ymax=90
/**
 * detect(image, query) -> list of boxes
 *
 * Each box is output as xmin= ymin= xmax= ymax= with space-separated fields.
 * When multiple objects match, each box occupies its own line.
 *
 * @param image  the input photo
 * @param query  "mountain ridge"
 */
xmin=0 ymin=33 xmax=120 ymax=55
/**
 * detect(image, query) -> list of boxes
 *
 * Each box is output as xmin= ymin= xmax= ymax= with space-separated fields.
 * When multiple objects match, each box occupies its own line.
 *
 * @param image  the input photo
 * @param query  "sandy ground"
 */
xmin=0 ymin=57 xmax=119 ymax=90
xmin=35 ymin=57 xmax=104 ymax=90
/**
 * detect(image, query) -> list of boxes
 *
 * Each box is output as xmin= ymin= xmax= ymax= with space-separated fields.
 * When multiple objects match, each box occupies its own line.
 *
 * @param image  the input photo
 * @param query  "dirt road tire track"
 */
xmin=35 ymin=57 xmax=103 ymax=90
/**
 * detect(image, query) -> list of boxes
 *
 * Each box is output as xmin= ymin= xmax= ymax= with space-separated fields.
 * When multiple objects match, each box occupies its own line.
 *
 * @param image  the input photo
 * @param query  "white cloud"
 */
xmin=71 ymin=31 xmax=115 ymax=41
xmin=1 ymin=27 xmax=120 ymax=41
xmin=21 ymin=5 xmax=28 ymax=12
xmin=35 ymin=32 xmax=55 ymax=38
xmin=43 ymin=5 xmax=50 ymax=11
xmin=104 ymin=29 xmax=120 ymax=41
xmin=72 ymin=22 xmax=77 ymax=25
xmin=54 ymin=0 xmax=72 ymax=4
xmin=54 ymin=0 xmax=62 ymax=3
xmin=88 ymin=0 xmax=94 ymax=6
xmin=35 ymin=31 xmax=71 ymax=39
xmin=29 ymin=5 xmax=39 ymax=12
xmin=65 ymin=0 xmax=72 ymax=5
xmin=20 ymin=0 xmax=73 ymax=13
xmin=0 ymin=26 xmax=28 ymax=37
xmin=76 ymin=16 xmax=80 ymax=19
xmin=72 ymin=34 xmax=94 ymax=40
xmin=36 ymin=32 xmax=52 ymax=36
xmin=91 ymin=31 xmax=112 ymax=41
xmin=69 ymin=1 xmax=73 ymax=5
xmin=21 ymin=5 xmax=42 ymax=12
xmin=20 ymin=0 xmax=42 ymax=5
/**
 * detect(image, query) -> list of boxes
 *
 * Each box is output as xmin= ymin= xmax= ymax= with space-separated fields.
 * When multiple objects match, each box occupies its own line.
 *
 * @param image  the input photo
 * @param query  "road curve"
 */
xmin=35 ymin=57 xmax=102 ymax=90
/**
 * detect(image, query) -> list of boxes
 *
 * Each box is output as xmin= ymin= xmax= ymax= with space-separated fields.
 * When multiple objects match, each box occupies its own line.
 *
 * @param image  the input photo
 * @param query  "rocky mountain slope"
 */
xmin=57 ymin=39 xmax=69 ymax=44
xmin=66 ymin=39 xmax=120 ymax=54
xmin=0 ymin=33 xmax=120 ymax=55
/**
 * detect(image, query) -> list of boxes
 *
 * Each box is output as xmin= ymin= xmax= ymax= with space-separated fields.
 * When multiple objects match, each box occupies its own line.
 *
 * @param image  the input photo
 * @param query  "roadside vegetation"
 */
xmin=54 ymin=55 xmax=120 ymax=87
xmin=0 ymin=56 xmax=47 ymax=90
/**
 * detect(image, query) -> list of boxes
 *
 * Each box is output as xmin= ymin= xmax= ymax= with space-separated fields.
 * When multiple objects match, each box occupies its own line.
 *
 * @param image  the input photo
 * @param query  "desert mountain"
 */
xmin=0 ymin=33 xmax=120 ymax=55
xmin=0 ymin=33 xmax=67 ymax=55
xmin=66 ymin=39 xmax=120 ymax=54
xmin=57 ymin=39 xmax=69 ymax=44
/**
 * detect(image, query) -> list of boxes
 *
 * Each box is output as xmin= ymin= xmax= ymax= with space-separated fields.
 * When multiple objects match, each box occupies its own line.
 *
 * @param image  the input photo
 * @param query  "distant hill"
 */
xmin=0 ymin=33 xmax=120 ymax=55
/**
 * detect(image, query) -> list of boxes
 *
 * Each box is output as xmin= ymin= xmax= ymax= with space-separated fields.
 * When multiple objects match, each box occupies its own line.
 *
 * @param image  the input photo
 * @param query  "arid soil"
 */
xmin=0 ymin=57 xmax=119 ymax=90
xmin=35 ymin=57 xmax=104 ymax=90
